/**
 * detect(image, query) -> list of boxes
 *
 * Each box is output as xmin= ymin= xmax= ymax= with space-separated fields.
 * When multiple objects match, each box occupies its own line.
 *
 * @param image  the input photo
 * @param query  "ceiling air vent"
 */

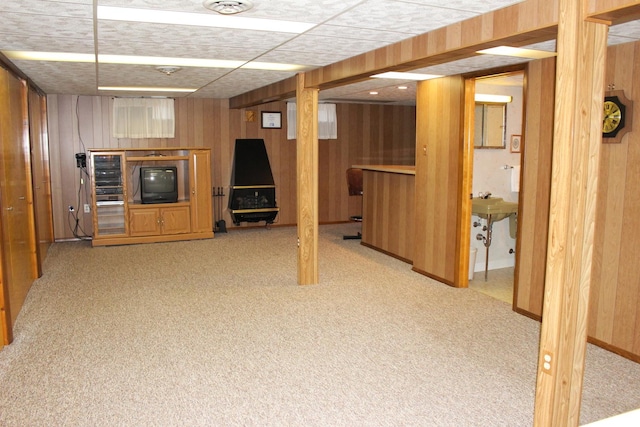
xmin=203 ymin=0 xmax=254 ymax=15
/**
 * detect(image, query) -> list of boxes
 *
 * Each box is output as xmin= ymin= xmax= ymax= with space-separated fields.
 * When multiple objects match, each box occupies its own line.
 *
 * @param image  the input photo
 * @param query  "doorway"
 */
xmin=467 ymin=71 xmax=524 ymax=303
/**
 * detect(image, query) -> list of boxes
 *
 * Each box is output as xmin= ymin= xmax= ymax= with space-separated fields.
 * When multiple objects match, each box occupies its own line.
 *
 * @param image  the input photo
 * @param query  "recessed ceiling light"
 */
xmin=371 ymin=72 xmax=442 ymax=81
xmin=369 ymin=91 xmax=379 ymax=95
xmin=476 ymin=46 xmax=557 ymax=59
xmin=398 ymin=86 xmax=408 ymax=90
xmin=203 ymin=0 xmax=253 ymax=15
xmin=97 ymin=5 xmax=314 ymax=34
xmin=99 ymin=86 xmax=197 ymax=93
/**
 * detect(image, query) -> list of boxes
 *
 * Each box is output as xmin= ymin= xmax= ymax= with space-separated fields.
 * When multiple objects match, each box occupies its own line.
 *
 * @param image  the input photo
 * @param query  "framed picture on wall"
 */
xmin=510 ymin=135 xmax=522 ymax=153
xmin=261 ymin=111 xmax=282 ymax=129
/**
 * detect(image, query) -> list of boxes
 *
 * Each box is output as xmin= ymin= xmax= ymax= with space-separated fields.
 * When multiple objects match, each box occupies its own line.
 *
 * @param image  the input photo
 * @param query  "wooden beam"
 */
xmin=533 ymin=0 xmax=608 ymax=424
xmin=229 ymin=76 xmax=297 ymax=109
xmin=304 ymin=2 xmax=558 ymax=92
xmin=295 ymin=73 xmax=319 ymax=285
xmin=586 ymin=0 xmax=640 ymax=25
xmin=229 ymin=0 xmax=636 ymax=108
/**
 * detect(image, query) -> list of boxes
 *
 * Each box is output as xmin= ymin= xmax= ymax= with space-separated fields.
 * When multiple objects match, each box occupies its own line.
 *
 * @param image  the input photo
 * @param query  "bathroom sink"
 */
xmin=472 ymin=197 xmax=518 ymax=222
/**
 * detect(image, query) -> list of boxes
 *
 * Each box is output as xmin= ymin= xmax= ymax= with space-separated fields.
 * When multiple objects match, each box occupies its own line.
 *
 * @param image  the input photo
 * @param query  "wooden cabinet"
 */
xmin=129 ymin=204 xmax=191 ymax=236
xmin=88 ymin=148 xmax=213 ymax=246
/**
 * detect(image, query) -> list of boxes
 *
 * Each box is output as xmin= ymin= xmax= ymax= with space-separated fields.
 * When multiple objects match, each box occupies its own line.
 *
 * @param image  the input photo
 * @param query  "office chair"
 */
xmin=343 ymin=167 xmax=363 ymax=240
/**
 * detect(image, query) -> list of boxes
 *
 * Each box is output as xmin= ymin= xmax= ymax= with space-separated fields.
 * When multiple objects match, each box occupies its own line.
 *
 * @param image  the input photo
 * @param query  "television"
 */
xmin=140 ymin=166 xmax=178 ymax=204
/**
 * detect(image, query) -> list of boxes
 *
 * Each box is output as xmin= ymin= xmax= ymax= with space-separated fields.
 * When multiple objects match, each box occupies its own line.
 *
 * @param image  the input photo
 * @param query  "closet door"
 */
xmin=0 ymin=69 xmax=38 ymax=345
xmin=28 ymin=90 xmax=54 ymax=273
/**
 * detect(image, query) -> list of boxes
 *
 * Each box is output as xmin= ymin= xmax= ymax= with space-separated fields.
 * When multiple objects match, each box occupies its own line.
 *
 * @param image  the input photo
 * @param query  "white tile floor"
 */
xmin=469 ymin=267 xmax=514 ymax=304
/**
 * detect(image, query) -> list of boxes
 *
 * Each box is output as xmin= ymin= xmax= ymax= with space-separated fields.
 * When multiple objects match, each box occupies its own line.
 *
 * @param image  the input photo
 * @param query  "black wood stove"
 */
xmin=228 ymin=139 xmax=279 ymax=226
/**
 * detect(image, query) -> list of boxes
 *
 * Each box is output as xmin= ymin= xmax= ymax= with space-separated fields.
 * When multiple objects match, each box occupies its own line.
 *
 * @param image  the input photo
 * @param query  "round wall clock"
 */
xmin=603 ymin=90 xmax=633 ymax=144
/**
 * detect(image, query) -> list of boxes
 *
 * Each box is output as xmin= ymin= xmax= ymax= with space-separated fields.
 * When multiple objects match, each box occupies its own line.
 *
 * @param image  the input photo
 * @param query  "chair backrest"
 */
xmin=346 ymin=168 xmax=363 ymax=196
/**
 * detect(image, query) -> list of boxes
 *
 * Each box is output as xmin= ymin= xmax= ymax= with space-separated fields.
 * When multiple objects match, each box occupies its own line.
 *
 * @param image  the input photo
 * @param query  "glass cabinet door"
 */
xmin=91 ymin=152 xmax=127 ymax=237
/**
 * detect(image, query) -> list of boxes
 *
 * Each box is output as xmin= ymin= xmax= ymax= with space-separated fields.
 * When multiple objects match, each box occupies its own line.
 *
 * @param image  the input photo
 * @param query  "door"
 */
xmin=0 ymin=69 xmax=38 ymax=345
xmin=190 ymin=150 xmax=212 ymax=233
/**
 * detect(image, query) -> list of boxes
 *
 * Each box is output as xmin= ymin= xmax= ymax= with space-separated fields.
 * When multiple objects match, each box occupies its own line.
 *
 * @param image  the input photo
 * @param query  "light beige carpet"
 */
xmin=1 ymin=224 xmax=639 ymax=426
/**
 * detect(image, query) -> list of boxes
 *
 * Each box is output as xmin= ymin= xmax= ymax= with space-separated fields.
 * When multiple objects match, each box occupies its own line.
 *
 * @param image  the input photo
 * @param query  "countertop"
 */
xmin=353 ymin=165 xmax=416 ymax=175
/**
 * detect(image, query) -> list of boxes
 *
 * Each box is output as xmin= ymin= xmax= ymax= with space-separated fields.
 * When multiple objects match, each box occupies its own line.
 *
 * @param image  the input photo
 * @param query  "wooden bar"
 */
xmin=358 ymin=165 xmax=415 ymax=263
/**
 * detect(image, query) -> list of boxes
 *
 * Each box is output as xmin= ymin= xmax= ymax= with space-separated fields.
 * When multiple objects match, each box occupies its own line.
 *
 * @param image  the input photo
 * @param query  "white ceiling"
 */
xmin=1 ymin=0 xmax=639 ymax=104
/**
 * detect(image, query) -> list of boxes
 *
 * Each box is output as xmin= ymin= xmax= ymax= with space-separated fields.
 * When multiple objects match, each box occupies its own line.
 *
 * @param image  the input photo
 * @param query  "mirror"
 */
xmin=474 ymin=102 xmax=506 ymax=148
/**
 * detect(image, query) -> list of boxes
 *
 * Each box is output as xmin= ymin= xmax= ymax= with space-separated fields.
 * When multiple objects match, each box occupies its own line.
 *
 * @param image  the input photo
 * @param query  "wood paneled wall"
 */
xmin=514 ymin=57 xmax=556 ymax=318
xmin=413 ymin=76 xmax=464 ymax=285
xmin=589 ymin=41 xmax=640 ymax=361
xmin=47 ymin=95 xmax=416 ymax=240
xmin=512 ymin=42 xmax=640 ymax=362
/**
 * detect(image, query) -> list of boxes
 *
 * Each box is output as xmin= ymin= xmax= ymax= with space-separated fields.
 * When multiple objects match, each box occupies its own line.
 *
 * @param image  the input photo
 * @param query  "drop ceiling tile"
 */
xmin=304 ymin=25 xmax=414 ymax=44
xmin=98 ymin=0 xmax=363 ymax=23
xmin=610 ymin=20 xmax=640 ymax=41
xmin=0 ymin=0 xmax=91 ymax=17
xmin=97 ymin=21 xmax=296 ymax=53
xmin=272 ymin=34 xmax=391 ymax=58
xmin=97 ymin=63 xmax=229 ymax=88
xmin=328 ymin=0 xmax=478 ymax=34
xmin=10 ymin=61 xmax=96 ymax=94
xmin=0 ymin=11 xmax=93 ymax=39
xmin=97 ymin=39 xmax=266 ymax=62
xmin=254 ymin=50 xmax=352 ymax=68
xmin=395 ymin=0 xmax=524 ymax=14
xmin=192 ymin=68 xmax=296 ymax=98
xmin=0 ymin=33 xmax=95 ymax=53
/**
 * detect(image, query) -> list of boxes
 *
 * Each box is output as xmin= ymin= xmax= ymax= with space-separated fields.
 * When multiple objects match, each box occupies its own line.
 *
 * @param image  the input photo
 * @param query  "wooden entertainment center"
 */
xmin=88 ymin=147 xmax=213 ymax=247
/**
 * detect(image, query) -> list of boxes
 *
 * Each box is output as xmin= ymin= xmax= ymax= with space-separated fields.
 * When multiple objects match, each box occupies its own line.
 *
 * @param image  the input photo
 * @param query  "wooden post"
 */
xmin=533 ymin=0 xmax=608 ymax=425
xmin=295 ymin=73 xmax=319 ymax=285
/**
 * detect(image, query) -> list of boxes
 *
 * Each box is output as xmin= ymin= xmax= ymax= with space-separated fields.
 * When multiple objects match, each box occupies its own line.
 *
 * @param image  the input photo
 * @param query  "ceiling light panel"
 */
xmin=476 ymin=46 xmax=557 ymax=59
xmin=97 ymin=6 xmax=315 ymax=33
xmin=98 ymin=86 xmax=197 ymax=93
xmin=372 ymin=72 xmax=442 ymax=81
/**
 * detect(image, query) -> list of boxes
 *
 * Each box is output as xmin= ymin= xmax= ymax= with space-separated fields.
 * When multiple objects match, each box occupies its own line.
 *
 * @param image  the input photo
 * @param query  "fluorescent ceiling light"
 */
xmin=97 ymin=6 xmax=315 ymax=34
xmin=99 ymin=54 xmax=244 ymax=68
xmin=3 ymin=51 xmax=94 ymax=62
xmin=476 ymin=46 xmax=557 ymax=59
xmin=371 ymin=72 xmax=442 ymax=81
xmin=99 ymin=86 xmax=197 ymax=93
xmin=475 ymin=94 xmax=512 ymax=103
xmin=3 ymin=51 xmax=306 ymax=71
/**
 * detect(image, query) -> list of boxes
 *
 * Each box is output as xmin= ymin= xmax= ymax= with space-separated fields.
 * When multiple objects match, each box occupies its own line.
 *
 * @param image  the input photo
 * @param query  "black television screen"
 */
xmin=140 ymin=166 xmax=178 ymax=204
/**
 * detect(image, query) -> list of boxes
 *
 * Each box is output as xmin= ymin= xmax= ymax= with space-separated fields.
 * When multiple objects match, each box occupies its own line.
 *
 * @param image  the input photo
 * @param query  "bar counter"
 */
xmin=354 ymin=165 xmax=415 ymax=263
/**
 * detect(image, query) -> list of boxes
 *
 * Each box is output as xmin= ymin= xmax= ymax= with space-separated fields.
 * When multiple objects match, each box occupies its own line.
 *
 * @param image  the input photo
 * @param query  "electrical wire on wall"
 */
xmin=68 ymin=95 xmax=92 ymax=240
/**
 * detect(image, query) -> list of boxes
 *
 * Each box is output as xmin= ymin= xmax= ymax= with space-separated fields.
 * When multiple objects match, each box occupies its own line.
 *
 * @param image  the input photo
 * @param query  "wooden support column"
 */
xmin=295 ymin=73 xmax=319 ymax=285
xmin=533 ymin=0 xmax=608 ymax=425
